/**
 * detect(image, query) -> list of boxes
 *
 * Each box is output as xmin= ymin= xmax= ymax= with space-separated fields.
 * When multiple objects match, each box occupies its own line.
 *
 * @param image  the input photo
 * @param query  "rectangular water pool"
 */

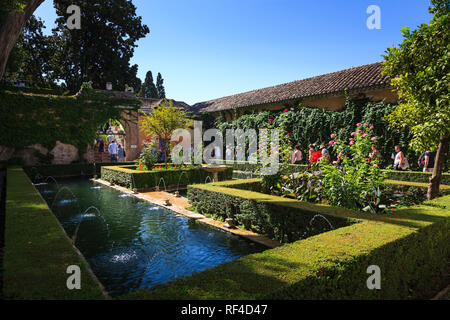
xmin=35 ymin=178 xmax=266 ymax=296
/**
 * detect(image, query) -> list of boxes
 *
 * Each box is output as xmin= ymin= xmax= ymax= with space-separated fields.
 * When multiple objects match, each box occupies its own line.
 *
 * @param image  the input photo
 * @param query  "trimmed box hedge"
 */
xmin=3 ymin=168 xmax=105 ymax=299
xmin=23 ymin=162 xmax=134 ymax=179
xmin=101 ymin=165 xmax=233 ymax=190
xmin=120 ymin=178 xmax=450 ymax=300
xmin=218 ymin=160 xmax=450 ymax=184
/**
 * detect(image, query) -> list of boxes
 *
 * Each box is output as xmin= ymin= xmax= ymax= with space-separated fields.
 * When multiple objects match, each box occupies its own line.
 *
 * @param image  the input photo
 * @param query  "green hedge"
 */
xmin=188 ymin=180 xmax=355 ymax=243
xmin=120 ymin=179 xmax=450 ymax=300
xmin=101 ymin=165 xmax=233 ymax=189
xmin=23 ymin=162 xmax=134 ymax=179
xmin=3 ymin=168 xmax=105 ymax=299
xmin=383 ymin=170 xmax=450 ymax=185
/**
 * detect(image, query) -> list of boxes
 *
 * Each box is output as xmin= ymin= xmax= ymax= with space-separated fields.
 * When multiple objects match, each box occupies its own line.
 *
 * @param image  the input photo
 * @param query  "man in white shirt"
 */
xmin=108 ymin=140 xmax=118 ymax=162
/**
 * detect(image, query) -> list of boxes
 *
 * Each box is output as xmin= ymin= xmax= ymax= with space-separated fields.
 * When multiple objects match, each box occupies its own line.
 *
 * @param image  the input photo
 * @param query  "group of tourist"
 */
xmin=286 ymin=143 xmax=436 ymax=172
xmin=94 ymin=137 xmax=126 ymax=163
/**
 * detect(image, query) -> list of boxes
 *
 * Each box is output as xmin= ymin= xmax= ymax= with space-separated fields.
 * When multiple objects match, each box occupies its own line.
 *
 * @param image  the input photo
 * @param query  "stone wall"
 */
xmin=0 ymin=141 xmax=86 ymax=166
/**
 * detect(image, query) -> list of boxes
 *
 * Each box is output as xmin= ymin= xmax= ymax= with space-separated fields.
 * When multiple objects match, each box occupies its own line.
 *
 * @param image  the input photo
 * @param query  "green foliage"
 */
xmin=382 ymin=0 xmax=450 ymax=152
xmin=140 ymin=99 xmax=193 ymax=167
xmin=138 ymin=71 xmax=159 ymax=98
xmin=122 ymin=181 xmax=450 ymax=300
xmin=101 ymin=165 xmax=233 ymax=189
xmin=0 ymin=86 xmax=140 ymax=154
xmin=156 ymin=72 xmax=166 ymax=98
xmin=52 ymin=0 xmax=149 ymax=92
xmin=4 ymin=15 xmax=59 ymax=88
xmin=4 ymin=168 xmax=105 ymax=299
xmin=216 ymin=98 xmax=412 ymax=168
xmin=139 ymin=141 xmax=160 ymax=170
xmin=189 ymin=180 xmax=353 ymax=243
xmin=318 ymin=124 xmax=386 ymax=212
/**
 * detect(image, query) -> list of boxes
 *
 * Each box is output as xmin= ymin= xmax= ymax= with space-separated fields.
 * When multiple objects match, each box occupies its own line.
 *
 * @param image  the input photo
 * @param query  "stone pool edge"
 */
xmin=92 ymin=178 xmax=281 ymax=249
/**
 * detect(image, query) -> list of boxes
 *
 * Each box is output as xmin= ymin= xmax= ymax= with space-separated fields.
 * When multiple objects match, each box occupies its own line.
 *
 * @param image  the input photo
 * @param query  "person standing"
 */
xmin=423 ymin=149 xmax=436 ymax=173
xmin=393 ymin=145 xmax=409 ymax=170
xmin=98 ymin=139 xmax=105 ymax=162
xmin=118 ymin=144 xmax=126 ymax=162
xmin=108 ymin=140 xmax=119 ymax=162
xmin=225 ymin=145 xmax=233 ymax=161
xmin=308 ymin=144 xmax=315 ymax=162
xmin=214 ymin=145 xmax=222 ymax=161
xmin=290 ymin=145 xmax=303 ymax=164
xmin=320 ymin=144 xmax=330 ymax=162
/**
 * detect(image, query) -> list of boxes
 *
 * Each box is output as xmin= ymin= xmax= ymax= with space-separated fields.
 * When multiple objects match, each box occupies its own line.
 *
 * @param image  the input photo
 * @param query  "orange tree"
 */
xmin=382 ymin=0 xmax=449 ymax=199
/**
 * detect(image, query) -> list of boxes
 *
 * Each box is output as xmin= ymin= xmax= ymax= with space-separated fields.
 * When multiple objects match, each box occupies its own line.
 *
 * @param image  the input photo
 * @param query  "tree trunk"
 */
xmin=0 ymin=0 xmax=44 ymax=79
xmin=427 ymin=137 xmax=449 ymax=200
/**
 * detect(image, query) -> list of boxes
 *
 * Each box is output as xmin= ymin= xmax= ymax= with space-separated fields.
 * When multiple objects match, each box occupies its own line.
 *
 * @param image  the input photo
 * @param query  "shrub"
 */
xmin=101 ymin=165 xmax=233 ymax=189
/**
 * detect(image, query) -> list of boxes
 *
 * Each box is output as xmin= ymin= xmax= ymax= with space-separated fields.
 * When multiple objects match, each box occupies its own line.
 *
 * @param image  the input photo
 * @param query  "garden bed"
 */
xmin=101 ymin=164 xmax=233 ymax=190
xmin=215 ymin=160 xmax=450 ymax=184
xmin=119 ymin=179 xmax=450 ymax=300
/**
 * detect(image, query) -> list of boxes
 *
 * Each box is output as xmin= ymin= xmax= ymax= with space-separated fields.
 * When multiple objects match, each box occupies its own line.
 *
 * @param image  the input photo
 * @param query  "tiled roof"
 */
xmin=190 ymin=62 xmax=391 ymax=113
xmin=139 ymin=98 xmax=191 ymax=113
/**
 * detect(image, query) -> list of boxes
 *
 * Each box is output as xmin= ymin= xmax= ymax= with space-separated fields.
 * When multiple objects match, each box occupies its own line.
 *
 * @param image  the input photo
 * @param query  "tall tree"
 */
xmin=0 ymin=0 xmax=44 ymax=79
xmin=382 ymin=0 xmax=449 ymax=200
xmin=156 ymin=72 xmax=166 ymax=98
xmin=5 ymin=15 xmax=59 ymax=87
xmin=52 ymin=0 xmax=149 ymax=92
xmin=139 ymin=71 xmax=158 ymax=98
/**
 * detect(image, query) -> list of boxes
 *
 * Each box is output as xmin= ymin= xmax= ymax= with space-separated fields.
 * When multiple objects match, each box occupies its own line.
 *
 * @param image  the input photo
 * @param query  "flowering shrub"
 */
xmin=139 ymin=141 xmax=160 ymax=170
xmin=281 ymin=124 xmax=389 ymax=213
xmin=319 ymin=124 xmax=386 ymax=211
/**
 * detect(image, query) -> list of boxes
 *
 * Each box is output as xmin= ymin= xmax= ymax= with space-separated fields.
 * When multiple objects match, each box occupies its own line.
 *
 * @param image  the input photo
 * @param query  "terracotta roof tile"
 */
xmin=189 ymin=62 xmax=391 ymax=113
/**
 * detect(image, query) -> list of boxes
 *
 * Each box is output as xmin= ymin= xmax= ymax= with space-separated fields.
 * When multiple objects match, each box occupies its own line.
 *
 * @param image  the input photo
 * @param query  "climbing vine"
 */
xmin=0 ymin=85 xmax=141 ymax=157
xmin=215 ymin=97 xmax=416 ymax=168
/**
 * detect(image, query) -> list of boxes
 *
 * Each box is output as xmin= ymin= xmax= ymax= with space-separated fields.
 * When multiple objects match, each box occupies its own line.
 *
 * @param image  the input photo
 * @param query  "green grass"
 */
xmin=3 ymin=167 xmax=105 ymax=300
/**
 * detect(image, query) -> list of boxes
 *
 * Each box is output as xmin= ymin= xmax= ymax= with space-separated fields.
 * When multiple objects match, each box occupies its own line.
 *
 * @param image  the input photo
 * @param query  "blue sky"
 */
xmin=34 ymin=0 xmax=432 ymax=104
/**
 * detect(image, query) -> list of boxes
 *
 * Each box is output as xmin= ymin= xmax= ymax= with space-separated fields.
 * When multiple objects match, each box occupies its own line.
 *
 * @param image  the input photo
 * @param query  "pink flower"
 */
xmin=373 ymin=164 xmax=378 ymax=168
xmin=356 ymin=129 xmax=361 ymax=133
xmin=351 ymin=132 xmax=356 ymax=136
xmin=329 ymin=140 xmax=334 ymax=145
xmin=333 ymin=141 xmax=338 ymax=145
xmin=370 ymin=126 xmax=374 ymax=130
xmin=288 ymin=132 xmax=291 ymax=137
xmin=365 ymin=124 xmax=369 ymax=127
xmin=371 ymin=137 xmax=377 ymax=141
xmin=349 ymin=137 xmax=354 ymax=141
xmin=330 ymin=133 xmax=336 ymax=139
xmin=350 ymin=141 xmax=354 ymax=145
xmin=362 ymin=133 xmax=368 ymax=137
xmin=356 ymin=123 xmax=361 ymax=127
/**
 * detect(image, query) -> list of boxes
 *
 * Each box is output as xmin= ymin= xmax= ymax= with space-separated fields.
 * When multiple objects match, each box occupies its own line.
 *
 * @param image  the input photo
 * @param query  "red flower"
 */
xmin=268 ymin=119 xmax=274 ymax=123
xmin=288 ymin=132 xmax=291 ymax=137
xmin=284 ymin=108 xmax=289 ymax=112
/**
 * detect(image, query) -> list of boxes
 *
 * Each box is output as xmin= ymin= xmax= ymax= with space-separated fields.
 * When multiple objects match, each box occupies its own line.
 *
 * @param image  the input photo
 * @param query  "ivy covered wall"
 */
xmin=0 ymin=85 xmax=141 ymax=165
xmin=215 ymin=97 xmax=419 ymax=168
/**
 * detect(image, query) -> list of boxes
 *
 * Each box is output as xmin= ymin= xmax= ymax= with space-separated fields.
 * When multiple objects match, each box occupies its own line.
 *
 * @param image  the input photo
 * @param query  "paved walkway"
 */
xmin=93 ymin=179 xmax=282 ymax=249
